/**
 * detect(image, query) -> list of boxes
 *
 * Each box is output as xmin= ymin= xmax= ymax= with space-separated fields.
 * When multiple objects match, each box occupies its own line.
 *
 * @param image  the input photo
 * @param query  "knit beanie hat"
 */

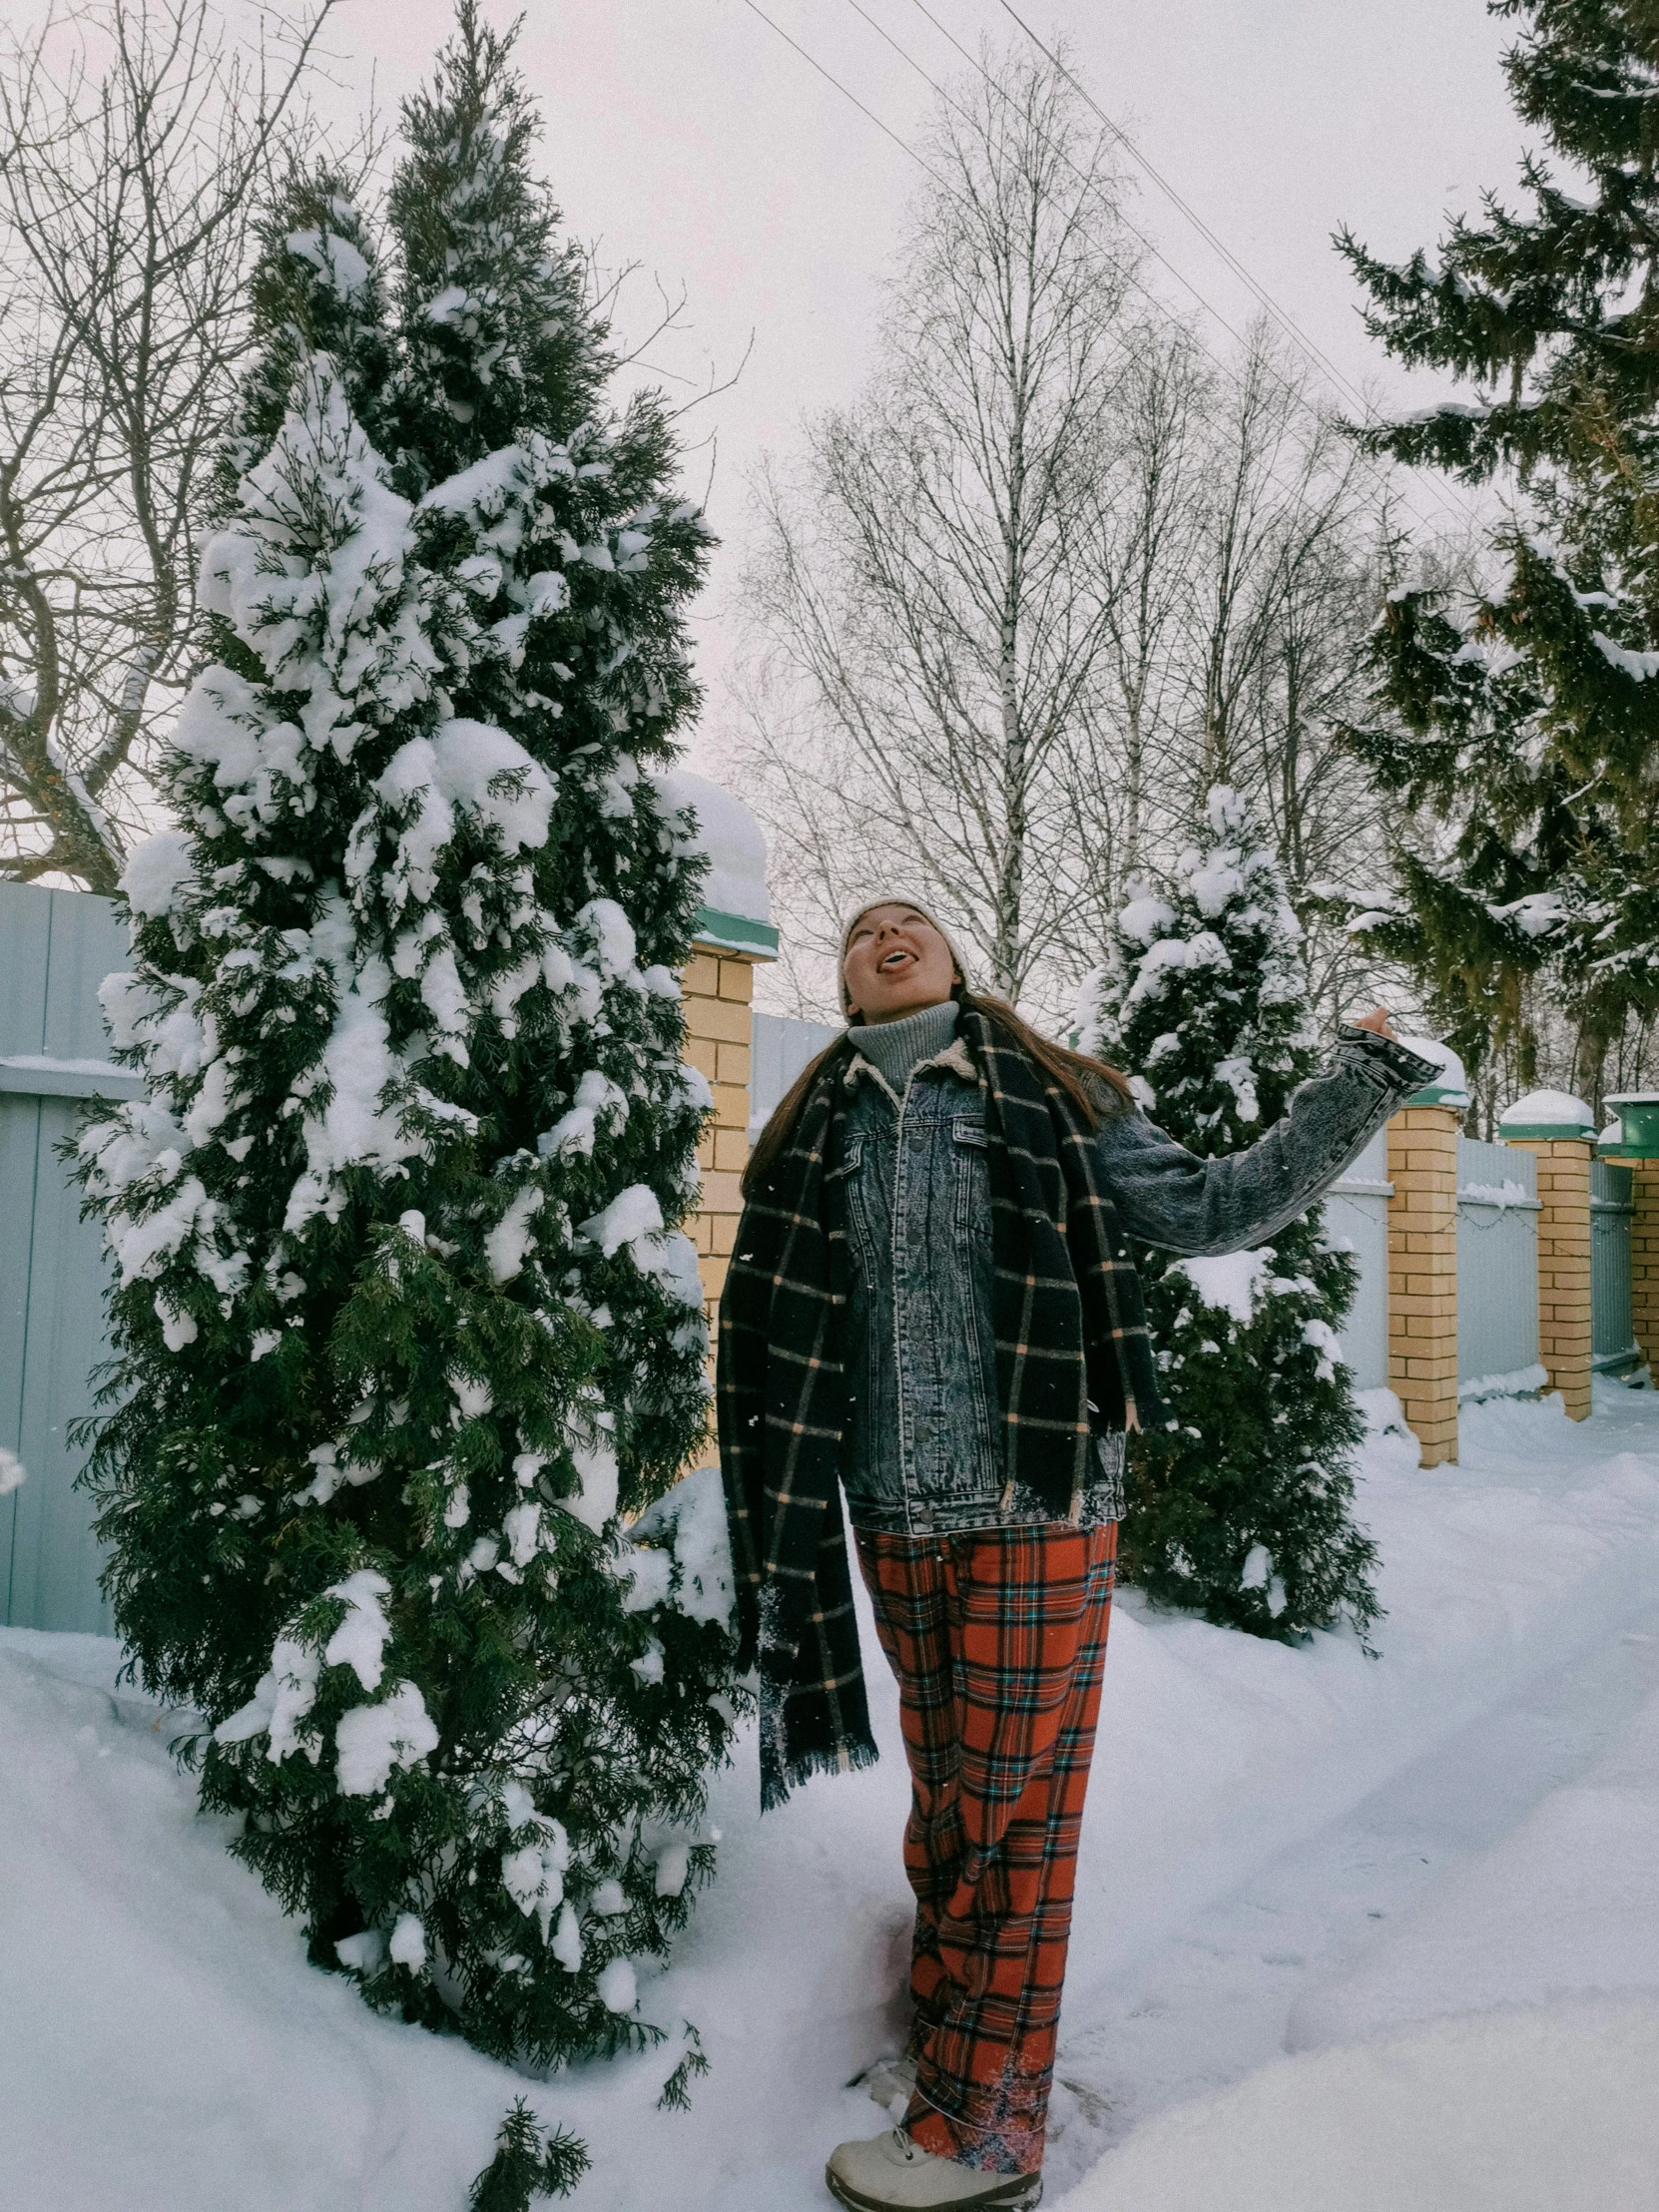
xmin=837 ymin=896 xmax=973 ymax=1020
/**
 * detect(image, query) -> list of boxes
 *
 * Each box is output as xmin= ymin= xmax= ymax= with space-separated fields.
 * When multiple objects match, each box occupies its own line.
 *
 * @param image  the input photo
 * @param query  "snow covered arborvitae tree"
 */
xmin=1333 ymin=0 xmax=1659 ymax=1094
xmin=74 ymin=7 xmax=737 ymax=2177
xmin=1077 ymin=788 xmax=1382 ymax=1645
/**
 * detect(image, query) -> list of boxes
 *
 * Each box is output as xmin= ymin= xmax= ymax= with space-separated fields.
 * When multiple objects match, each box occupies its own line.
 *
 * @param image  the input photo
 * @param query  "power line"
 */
xmin=886 ymin=0 xmax=1257 ymax=350
xmin=983 ymin=0 xmax=1479 ymax=530
xmin=737 ymin=0 xmax=1455 ymax=552
xmin=851 ymin=0 xmax=1464 ymax=546
xmin=888 ymin=0 xmax=1477 ymax=548
xmin=735 ymin=0 xmax=942 ymax=182
xmin=845 ymin=0 xmax=1295 ymax=396
xmin=993 ymin=2 xmax=1376 ymax=418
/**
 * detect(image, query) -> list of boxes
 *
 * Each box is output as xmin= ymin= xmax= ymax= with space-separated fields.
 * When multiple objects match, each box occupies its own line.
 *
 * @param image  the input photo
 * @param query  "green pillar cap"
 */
xmin=691 ymin=905 xmax=779 ymax=957
xmin=1499 ymin=1088 xmax=1594 ymax=1143
xmin=1603 ymin=1093 xmax=1659 ymax=1159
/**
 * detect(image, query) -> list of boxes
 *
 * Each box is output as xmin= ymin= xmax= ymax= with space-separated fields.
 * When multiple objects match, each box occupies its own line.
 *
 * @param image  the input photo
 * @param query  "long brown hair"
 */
xmin=741 ymin=991 xmax=1135 ymax=1199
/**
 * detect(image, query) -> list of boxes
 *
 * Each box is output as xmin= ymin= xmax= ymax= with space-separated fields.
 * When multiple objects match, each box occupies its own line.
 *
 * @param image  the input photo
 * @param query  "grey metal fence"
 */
xmin=4 ymin=934 xmax=1638 ymax=1634
xmin=750 ymin=1010 xmax=840 ymax=1133
xmin=1324 ymin=1127 xmax=1391 ymax=1390
xmin=1455 ymin=1136 xmax=1541 ymax=1392
xmin=1591 ymin=1158 xmax=1640 ymax=1376
xmin=0 ymin=884 xmax=137 ymax=1632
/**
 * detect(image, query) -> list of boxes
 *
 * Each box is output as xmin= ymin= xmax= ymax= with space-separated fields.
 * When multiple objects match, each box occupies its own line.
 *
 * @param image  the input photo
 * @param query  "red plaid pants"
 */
xmin=854 ymin=1521 xmax=1117 ymax=2177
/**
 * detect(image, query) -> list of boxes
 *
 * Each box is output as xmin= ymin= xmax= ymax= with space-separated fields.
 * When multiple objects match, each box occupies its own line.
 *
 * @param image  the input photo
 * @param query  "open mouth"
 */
xmin=878 ymin=948 xmax=914 ymax=973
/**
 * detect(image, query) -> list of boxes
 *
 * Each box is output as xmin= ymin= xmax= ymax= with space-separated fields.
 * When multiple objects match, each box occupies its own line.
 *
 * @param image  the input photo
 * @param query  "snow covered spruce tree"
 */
xmin=1077 ymin=788 xmax=1382 ymax=1645
xmin=75 ymin=6 xmax=736 ymax=2165
xmin=1334 ymin=0 xmax=1659 ymax=1090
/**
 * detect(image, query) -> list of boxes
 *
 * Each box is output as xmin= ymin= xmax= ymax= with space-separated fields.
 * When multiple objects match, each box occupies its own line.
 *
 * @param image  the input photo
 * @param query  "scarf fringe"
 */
xmin=760 ymin=1728 xmax=880 ymax=1815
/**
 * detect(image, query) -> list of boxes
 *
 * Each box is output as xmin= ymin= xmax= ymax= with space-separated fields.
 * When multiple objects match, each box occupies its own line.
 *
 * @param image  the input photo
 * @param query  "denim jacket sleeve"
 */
xmin=1094 ymin=1027 xmax=1440 ymax=1258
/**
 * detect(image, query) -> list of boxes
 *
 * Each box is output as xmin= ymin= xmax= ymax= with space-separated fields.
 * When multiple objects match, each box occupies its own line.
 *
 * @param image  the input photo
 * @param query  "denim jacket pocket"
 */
xmin=827 ymin=1134 xmax=876 ymax=1276
xmin=949 ymin=1115 xmax=990 ymax=1241
xmin=830 ymin=1130 xmax=894 ymax=1516
xmin=944 ymin=1116 xmax=1000 ymax=1478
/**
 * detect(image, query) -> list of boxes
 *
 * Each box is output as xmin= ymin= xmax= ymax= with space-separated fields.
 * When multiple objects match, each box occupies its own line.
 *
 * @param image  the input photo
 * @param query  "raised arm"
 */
xmin=1095 ymin=1027 xmax=1439 ymax=1257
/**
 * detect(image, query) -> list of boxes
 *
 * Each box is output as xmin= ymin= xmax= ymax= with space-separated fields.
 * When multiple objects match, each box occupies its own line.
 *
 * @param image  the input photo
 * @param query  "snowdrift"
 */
xmin=3 ymin=1386 xmax=1657 ymax=2210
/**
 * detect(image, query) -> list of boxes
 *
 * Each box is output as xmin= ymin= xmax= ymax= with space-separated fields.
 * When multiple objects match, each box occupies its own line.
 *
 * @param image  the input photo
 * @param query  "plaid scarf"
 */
xmin=717 ymin=1001 xmax=1168 ymax=1810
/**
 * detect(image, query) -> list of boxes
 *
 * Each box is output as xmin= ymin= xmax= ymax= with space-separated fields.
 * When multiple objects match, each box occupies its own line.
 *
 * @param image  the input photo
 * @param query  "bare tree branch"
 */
xmin=0 ymin=0 xmax=345 ymax=888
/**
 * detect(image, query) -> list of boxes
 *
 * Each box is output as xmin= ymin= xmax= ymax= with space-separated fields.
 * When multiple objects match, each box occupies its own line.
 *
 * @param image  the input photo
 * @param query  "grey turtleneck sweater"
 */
xmin=847 ymin=998 xmax=959 ymax=1091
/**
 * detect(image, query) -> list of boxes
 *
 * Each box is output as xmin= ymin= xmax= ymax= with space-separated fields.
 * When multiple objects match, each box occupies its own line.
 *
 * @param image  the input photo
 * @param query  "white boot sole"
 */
xmin=824 ymin=2165 xmax=1042 ymax=2212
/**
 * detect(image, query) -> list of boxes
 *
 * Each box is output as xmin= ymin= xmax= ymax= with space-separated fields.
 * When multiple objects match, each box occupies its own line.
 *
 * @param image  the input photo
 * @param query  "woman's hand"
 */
xmin=1352 ymin=1005 xmax=1397 ymax=1040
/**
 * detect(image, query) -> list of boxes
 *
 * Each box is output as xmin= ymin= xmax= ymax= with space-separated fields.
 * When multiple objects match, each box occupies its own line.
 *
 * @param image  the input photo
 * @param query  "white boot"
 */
xmin=825 ymin=2126 xmax=1041 ymax=2211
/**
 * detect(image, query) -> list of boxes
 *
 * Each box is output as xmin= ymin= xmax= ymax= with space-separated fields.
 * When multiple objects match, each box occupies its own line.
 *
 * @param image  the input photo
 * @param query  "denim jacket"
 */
xmin=834 ymin=1022 xmax=1436 ymax=1537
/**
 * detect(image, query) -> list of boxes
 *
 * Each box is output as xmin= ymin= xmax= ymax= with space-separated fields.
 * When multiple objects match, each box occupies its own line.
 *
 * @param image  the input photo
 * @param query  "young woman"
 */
xmin=717 ymin=899 xmax=1435 ymax=2212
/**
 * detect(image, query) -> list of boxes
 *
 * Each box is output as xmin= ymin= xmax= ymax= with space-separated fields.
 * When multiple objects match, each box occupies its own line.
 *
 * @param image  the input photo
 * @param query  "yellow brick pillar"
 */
xmin=679 ymin=941 xmax=761 ymax=1332
xmin=1631 ymin=1158 xmax=1659 ymax=1378
xmin=1506 ymin=1140 xmax=1594 ymax=1419
xmin=660 ymin=770 xmax=783 ymax=1472
xmin=1386 ymin=1104 xmax=1461 ymax=1465
xmin=1500 ymin=1092 xmax=1595 ymax=1421
xmin=1606 ymin=1094 xmax=1659 ymax=1376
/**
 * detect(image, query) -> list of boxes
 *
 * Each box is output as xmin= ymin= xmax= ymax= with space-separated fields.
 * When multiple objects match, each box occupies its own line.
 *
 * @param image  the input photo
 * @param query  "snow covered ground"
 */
xmin=4 ymin=1384 xmax=1658 ymax=2212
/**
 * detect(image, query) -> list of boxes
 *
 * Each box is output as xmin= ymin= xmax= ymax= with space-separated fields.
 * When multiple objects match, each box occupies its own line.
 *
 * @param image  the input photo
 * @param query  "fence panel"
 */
xmin=1591 ymin=1158 xmax=1639 ymax=1375
xmin=0 ymin=883 xmax=132 ymax=1633
xmin=1 ymin=1093 xmax=120 ymax=1632
xmin=750 ymin=1010 xmax=840 ymax=1132
xmin=1455 ymin=1135 xmax=1540 ymax=1389
xmin=1324 ymin=1126 xmax=1390 ymax=1390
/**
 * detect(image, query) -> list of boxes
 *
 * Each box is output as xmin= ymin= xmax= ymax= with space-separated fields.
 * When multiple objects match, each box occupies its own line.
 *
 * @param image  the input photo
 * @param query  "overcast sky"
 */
xmin=16 ymin=0 xmax=1539 ymax=788
xmin=294 ymin=0 xmax=1537 ymax=773
xmin=13 ymin=0 xmax=1542 ymax=751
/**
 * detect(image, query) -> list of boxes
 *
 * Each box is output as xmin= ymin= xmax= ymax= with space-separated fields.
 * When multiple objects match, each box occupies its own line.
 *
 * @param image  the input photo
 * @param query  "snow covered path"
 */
xmin=2 ymin=1388 xmax=1656 ymax=2211
xmin=1045 ymin=1393 xmax=1659 ymax=2196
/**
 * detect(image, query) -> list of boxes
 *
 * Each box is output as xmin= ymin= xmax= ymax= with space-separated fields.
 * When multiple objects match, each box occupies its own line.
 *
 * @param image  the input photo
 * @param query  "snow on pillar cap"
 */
xmin=1393 ymin=1035 xmax=1469 ymax=1109
xmin=652 ymin=769 xmax=779 ymax=958
xmin=1499 ymin=1089 xmax=1594 ymax=1142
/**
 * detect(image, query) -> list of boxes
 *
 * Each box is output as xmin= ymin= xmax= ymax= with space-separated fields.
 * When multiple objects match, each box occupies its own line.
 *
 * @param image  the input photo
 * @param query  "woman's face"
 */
xmin=842 ymin=904 xmax=958 ymax=1024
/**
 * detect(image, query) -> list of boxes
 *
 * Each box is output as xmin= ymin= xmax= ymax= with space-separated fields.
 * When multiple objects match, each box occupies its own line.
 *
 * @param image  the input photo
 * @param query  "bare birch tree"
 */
xmin=1043 ymin=319 xmax=1400 ymax=1014
xmin=732 ymin=45 xmax=1143 ymax=1016
xmin=1049 ymin=322 xmax=1212 ymax=961
xmin=1181 ymin=326 xmax=1368 ymax=802
xmin=726 ymin=46 xmax=1413 ymax=1030
xmin=1167 ymin=324 xmax=1403 ymax=1027
xmin=0 ymin=0 xmax=342 ymax=887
